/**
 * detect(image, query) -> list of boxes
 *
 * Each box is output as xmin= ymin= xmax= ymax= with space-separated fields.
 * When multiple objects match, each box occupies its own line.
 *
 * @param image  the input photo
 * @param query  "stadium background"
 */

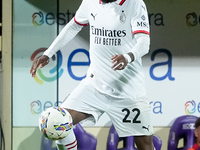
xmin=1 ymin=0 xmax=200 ymax=149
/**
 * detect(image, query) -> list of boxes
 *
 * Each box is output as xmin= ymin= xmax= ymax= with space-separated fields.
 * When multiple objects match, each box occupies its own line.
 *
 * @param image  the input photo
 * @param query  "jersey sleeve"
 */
xmin=130 ymin=0 xmax=150 ymax=35
xmin=74 ymin=0 xmax=89 ymax=26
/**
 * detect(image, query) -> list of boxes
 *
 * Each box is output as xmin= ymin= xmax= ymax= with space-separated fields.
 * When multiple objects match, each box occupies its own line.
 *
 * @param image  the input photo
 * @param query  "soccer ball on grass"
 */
xmin=39 ymin=106 xmax=73 ymax=140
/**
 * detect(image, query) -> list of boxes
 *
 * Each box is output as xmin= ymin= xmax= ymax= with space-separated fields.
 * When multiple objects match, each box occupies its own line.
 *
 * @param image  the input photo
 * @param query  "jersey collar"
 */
xmin=99 ymin=0 xmax=126 ymax=5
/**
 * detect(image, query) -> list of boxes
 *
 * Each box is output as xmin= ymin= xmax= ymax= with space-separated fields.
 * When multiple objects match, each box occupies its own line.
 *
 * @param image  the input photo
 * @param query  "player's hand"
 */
xmin=30 ymin=55 xmax=50 ymax=78
xmin=111 ymin=54 xmax=127 ymax=71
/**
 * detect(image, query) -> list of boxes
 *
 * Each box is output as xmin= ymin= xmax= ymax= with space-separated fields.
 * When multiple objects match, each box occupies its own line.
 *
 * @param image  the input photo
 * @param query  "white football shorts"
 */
xmin=61 ymin=77 xmax=154 ymax=137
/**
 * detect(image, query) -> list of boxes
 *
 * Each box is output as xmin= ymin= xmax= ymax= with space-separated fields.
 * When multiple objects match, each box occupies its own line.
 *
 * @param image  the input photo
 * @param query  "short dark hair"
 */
xmin=195 ymin=117 xmax=200 ymax=129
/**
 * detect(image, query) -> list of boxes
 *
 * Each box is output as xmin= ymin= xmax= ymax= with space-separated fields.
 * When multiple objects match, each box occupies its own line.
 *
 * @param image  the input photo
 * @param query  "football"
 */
xmin=39 ymin=106 xmax=73 ymax=140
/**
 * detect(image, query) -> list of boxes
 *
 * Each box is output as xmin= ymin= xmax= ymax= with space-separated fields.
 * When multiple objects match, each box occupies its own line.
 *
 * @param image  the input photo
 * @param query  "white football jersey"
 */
xmin=74 ymin=0 xmax=150 ymax=99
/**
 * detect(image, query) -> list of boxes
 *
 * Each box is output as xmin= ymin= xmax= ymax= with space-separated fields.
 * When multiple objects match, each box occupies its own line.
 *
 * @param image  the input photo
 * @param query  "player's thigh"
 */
xmin=66 ymin=109 xmax=92 ymax=125
xmin=61 ymin=78 xmax=107 ymax=125
xmin=134 ymin=135 xmax=153 ymax=150
xmin=107 ymin=97 xmax=154 ymax=137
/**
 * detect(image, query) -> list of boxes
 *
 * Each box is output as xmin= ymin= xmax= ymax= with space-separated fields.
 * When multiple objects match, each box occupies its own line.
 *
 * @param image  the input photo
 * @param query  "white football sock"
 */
xmin=56 ymin=129 xmax=77 ymax=150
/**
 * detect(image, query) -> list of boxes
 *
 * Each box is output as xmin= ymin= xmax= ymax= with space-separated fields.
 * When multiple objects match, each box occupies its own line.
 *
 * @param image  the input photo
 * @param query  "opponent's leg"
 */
xmin=56 ymin=109 xmax=92 ymax=150
xmin=134 ymin=135 xmax=154 ymax=150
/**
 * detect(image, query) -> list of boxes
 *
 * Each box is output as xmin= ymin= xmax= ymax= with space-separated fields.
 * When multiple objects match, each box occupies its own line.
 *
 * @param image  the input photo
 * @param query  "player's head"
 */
xmin=101 ymin=0 xmax=117 ymax=3
xmin=194 ymin=117 xmax=200 ymax=142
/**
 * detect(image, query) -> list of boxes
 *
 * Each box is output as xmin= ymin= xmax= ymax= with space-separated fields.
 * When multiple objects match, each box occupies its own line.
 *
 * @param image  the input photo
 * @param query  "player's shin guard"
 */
xmin=56 ymin=129 xmax=77 ymax=150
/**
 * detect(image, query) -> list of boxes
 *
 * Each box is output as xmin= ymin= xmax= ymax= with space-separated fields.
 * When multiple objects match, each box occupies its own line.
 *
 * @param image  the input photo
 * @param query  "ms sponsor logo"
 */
xmin=30 ymin=48 xmax=64 ymax=84
xmin=185 ymin=100 xmax=200 ymax=115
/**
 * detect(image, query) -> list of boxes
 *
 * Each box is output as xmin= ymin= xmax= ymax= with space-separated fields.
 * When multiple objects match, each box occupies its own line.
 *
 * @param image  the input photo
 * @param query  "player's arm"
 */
xmin=30 ymin=18 xmax=83 ymax=77
xmin=112 ymin=0 xmax=150 ymax=70
xmin=127 ymin=0 xmax=150 ymax=62
xmin=43 ymin=18 xmax=84 ymax=58
xmin=126 ymin=33 xmax=150 ymax=62
xmin=111 ymin=33 xmax=150 ymax=70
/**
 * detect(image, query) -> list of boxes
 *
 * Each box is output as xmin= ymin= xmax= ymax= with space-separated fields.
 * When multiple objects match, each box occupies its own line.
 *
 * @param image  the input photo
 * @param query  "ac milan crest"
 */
xmin=120 ymin=10 xmax=126 ymax=23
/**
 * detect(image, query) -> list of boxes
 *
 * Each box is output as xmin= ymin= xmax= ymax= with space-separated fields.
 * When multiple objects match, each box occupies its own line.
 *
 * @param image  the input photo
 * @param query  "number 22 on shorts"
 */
xmin=122 ymin=108 xmax=141 ymax=123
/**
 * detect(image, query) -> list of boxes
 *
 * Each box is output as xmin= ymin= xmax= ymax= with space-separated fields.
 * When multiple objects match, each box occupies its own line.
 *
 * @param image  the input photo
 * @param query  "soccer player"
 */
xmin=188 ymin=117 xmax=200 ymax=150
xmin=30 ymin=0 xmax=154 ymax=149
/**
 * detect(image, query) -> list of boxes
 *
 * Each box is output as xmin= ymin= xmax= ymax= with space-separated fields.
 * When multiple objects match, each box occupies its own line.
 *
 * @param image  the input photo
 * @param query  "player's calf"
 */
xmin=134 ymin=135 xmax=154 ymax=150
xmin=56 ymin=129 xmax=77 ymax=150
